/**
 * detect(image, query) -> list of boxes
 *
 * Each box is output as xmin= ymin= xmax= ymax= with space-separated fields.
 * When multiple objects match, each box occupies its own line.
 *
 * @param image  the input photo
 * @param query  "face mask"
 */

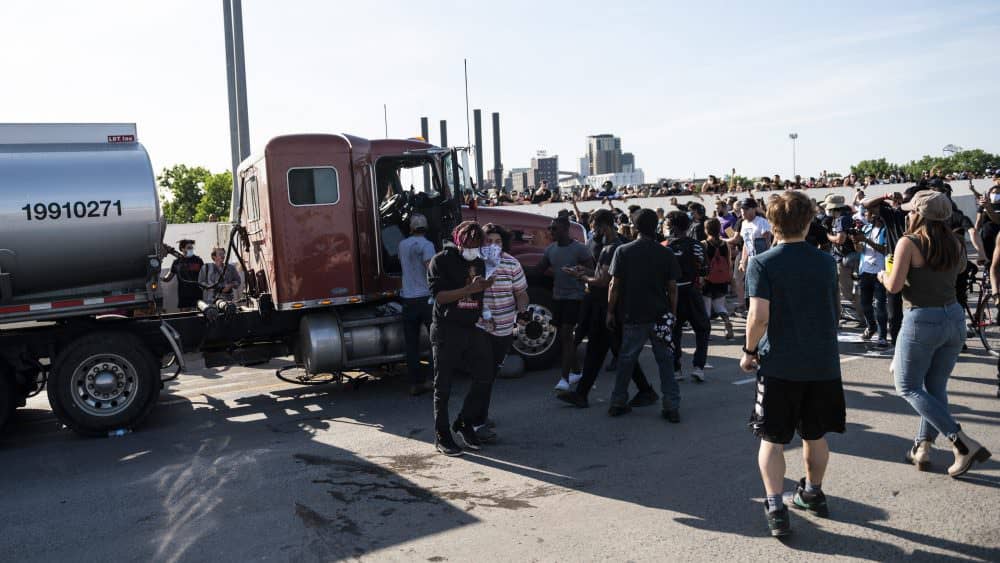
xmin=185 ymin=249 xmax=194 ymax=258
xmin=480 ymin=244 xmax=502 ymax=265
xmin=686 ymin=212 xmax=693 ymax=220
xmin=461 ymin=247 xmax=480 ymax=262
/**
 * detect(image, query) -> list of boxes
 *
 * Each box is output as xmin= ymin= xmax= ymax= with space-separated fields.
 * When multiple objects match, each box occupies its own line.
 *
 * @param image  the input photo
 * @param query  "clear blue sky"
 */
xmin=2 ymin=0 xmax=998 ymax=181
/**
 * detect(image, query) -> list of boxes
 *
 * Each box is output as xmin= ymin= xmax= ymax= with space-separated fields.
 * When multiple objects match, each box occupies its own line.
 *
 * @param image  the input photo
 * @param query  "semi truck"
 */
xmin=0 ymin=124 xmax=579 ymax=435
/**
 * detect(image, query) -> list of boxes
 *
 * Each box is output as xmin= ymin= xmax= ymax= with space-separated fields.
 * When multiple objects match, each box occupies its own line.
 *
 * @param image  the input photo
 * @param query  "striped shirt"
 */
xmin=477 ymin=253 xmax=528 ymax=336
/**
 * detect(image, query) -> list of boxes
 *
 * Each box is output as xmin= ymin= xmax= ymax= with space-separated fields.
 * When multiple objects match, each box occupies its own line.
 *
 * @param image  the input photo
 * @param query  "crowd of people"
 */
xmin=398 ymin=172 xmax=999 ymax=537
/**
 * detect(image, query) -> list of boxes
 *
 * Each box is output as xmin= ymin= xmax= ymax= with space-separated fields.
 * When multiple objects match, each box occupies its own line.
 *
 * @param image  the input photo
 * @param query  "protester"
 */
xmin=536 ymin=216 xmax=594 ymax=391
xmin=162 ymin=239 xmax=203 ymax=310
xmin=862 ymin=192 xmax=909 ymax=344
xmin=531 ymin=180 xmax=554 ymax=204
xmin=398 ymin=214 xmax=437 ymax=396
xmin=557 ymin=209 xmax=657 ymax=408
xmin=198 ymin=247 xmax=241 ymax=304
xmin=854 ymin=208 xmax=890 ymax=348
xmin=702 ymin=218 xmax=735 ymax=340
xmin=428 ymin=221 xmax=495 ymax=456
xmin=742 ymin=191 xmax=845 ymax=537
xmin=475 ymin=224 xmax=529 ymax=442
xmin=607 ymin=209 xmax=682 ymax=421
xmin=664 ymin=211 xmax=710 ymax=382
xmin=824 ymin=194 xmax=862 ymax=323
xmin=687 ymin=203 xmax=707 ymax=242
xmin=737 ymin=198 xmax=773 ymax=311
xmin=878 ymin=191 xmax=992 ymax=476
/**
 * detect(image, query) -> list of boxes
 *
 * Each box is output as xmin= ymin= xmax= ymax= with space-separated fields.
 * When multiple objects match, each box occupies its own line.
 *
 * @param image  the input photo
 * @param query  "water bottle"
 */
xmin=108 ymin=428 xmax=131 ymax=438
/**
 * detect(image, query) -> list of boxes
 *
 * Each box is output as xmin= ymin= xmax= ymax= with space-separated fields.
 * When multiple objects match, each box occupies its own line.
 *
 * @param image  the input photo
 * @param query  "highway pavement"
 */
xmin=2 ymin=317 xmax=999 ymax=562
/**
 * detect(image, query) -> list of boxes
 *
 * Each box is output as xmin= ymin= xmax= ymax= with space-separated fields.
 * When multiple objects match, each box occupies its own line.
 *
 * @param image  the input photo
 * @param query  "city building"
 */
xmin=528 ymin=151 xmax=558 ymax=191
xmin=587 ymin=170 xmax=646 ymax=189
xmin=509 ymin=167 xmax=530 ymax=193
xmin=579 ymin=156 xmax=589 ymax=178
xmin=621 ymin=152 xmax=635 ymax=173
xmin=586 ymin=134 xmax=622 ymax=175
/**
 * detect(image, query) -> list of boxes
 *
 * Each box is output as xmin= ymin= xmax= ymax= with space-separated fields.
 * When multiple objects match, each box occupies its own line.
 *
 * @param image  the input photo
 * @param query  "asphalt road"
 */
xmin=2 ymin=317 xmax=999 ymax=562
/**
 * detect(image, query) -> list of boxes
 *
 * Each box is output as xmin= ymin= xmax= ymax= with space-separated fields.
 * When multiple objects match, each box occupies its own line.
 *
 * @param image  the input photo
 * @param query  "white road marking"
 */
xmin=733 ymin=377 xmax=756 ymax=385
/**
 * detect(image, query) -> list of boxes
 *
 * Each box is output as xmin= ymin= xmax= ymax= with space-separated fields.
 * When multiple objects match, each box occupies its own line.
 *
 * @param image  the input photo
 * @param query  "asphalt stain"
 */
xmin=577 ymin=463 xmax=608 ymax=472
xmin=408 ymin=428 xmax=425 ymax=436
xmin=294 ymin=502 xmax=361 ymax=536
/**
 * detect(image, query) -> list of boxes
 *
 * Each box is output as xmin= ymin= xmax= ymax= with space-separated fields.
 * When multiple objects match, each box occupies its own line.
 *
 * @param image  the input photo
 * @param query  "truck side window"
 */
xmin=288 ymin=167 xmax=339 ymax=206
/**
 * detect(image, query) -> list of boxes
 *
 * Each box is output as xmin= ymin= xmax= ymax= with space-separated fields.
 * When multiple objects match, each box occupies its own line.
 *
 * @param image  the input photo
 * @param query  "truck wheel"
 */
xmin=0 ymin=370 xmax=13 ymax=432
xmin=48 ymin=332 xmax=160 ymax=436
xmin=513 ymin=287 xmax=560 ymax=371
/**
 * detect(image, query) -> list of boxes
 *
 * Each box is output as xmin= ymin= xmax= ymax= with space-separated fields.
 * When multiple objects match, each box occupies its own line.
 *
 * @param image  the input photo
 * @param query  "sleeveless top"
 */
xmin=902 ymin=235 xmax=964 ymax=309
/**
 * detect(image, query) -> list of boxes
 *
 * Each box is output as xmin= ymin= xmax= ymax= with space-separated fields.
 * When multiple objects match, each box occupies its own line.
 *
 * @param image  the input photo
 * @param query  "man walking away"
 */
xmin=741 ymin=191 xmax=845 ymax=537
xmin=428 ymin=221 xmax=495 ymax=456
xmin=399 ymin=214 xmax=437 ymax=396
xmin=607 ymin=209 xmax=682 ymax=421
xmin=536 ymin=216 xmax=594 ymax=391
xmin=664 ymin=211 xmax=711 ymax=382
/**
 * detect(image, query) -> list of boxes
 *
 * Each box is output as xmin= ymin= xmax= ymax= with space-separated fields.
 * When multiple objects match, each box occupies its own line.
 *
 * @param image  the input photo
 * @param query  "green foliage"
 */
xmin=194 ymin=170 xmax=233 ymax=222
xmin=850 ymin=158 xmax=898 ymax=178
xmin=158 ymin=165 xmax=232 ymax=224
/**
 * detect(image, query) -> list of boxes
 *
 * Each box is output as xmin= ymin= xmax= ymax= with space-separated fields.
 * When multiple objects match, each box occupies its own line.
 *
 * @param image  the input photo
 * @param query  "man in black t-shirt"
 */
xmin=162 ymin=239 xmax=203 ymax=310
xmin=664 ymin=211 xmax=711 ymax=382
xmin=428 ymin=221 xmax=495 ymax=457
xmin=607 ymin=209 xmax=682 ymax=420
xmin=557 ymin=209 xmax=656 ymax=408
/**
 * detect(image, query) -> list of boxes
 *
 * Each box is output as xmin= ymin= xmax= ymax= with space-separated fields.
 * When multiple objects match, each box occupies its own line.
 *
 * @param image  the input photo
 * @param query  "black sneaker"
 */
xmin=765 ymin=502 xmax=792 ymax=537
xmin=556 ymin=390 xmax=589 ymax=408
xmin=474 ymin=425 xmax=498 ymax=444
xmin=791 ymin=478 xmax=829 ymax=517
xmin=435 ymin=433 xmax=464 ymax=457
xmin=608 ymin=404 xmax=632 ymax=417
xmin=628 ymin=389 xmax=659 ymax=408
xmin=661 ymin=408 xmax=681 ymax=423
xmin=484 ymin=418 xmax=496 ymax=429
xmin=452 ymin=420 xmax=482 ymax=450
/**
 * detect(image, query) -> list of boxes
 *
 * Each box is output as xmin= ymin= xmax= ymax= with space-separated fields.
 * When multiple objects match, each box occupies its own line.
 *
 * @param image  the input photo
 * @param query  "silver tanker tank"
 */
xmin=0 ymin=124 xmax=165 ymax=303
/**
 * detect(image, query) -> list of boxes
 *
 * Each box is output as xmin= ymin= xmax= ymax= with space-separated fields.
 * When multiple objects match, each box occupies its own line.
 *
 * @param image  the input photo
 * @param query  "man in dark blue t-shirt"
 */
xmin=741 ymin=191 xmax=845 ymax=538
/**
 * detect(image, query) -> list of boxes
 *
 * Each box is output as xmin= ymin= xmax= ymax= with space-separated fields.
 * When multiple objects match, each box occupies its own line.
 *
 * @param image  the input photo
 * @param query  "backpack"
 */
xmin=705 ymin=241 xmax=732 ymax=284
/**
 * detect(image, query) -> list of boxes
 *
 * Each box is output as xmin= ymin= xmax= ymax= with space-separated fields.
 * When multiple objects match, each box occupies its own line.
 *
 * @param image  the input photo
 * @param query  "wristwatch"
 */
xmin=742 ymin=345 xmax=759 ymax=356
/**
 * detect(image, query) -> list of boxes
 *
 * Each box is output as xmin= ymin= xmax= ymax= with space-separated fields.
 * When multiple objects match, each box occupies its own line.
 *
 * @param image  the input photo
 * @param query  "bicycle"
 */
xmin=962 ymin=265 xmax=1000 ymax=357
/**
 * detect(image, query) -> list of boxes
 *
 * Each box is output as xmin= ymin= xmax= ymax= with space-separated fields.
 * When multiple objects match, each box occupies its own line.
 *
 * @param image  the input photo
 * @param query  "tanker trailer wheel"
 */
xmin=0 ymin=370 xmax=13 ymax=432
xmin=512 ymin=287 xmax=560 ymax=372
xmin=48 ymin=332 xmax=160 ymax=436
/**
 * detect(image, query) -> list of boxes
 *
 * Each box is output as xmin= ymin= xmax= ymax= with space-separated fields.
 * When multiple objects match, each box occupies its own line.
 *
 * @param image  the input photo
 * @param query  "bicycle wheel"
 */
xmin=976 ymin=297 xmax=1000 ymax=357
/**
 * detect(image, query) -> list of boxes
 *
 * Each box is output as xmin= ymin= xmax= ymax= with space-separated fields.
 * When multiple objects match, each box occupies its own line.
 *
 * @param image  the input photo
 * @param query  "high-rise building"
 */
xmin=579 ymin=156 xmax=589 ymax=179
xmin=621 ymin=152 xmax=635 ymax=173
xmin=529 ymin=151 xmax=559 ymax=190
xmin=510 ymin=168 xmax=530 ymax=193
xmin=587 ymin=134 xmax=622 ymax=175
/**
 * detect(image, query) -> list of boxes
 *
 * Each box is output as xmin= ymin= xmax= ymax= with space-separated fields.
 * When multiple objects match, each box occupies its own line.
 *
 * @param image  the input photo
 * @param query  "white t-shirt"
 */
xmin=860 ymin=226 xmax=886 ymax=274
xmin=741 ymin=215 xmax=772 ymax=257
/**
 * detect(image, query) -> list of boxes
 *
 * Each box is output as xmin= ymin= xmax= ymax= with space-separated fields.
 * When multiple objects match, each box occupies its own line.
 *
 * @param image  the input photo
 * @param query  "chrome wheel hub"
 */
xmin=70 ymin=354 xmax=139 ymax=417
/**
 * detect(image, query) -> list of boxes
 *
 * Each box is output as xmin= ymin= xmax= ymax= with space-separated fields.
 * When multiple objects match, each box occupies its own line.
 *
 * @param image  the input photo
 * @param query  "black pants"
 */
xmin=672 ymin=285 xmax=710 ymax=370
xmin=480 ymin=333 xmax=514 ymax=425
xmin=576 ymin=300 xmax=651 ymax=399
xmin=887 ymin=291 xmax=903 ymax=343
xmin=402 ymin=298 xmax=433 ymax=384
xmin=432 ymin=322 xmax=493 ymax=434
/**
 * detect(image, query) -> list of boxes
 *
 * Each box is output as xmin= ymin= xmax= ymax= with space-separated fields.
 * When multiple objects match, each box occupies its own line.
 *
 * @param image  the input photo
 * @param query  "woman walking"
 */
xmin=879 ymin=191 xmax=991 ymax=476
xmin=702 ymin=218 xmax=735 ymax=340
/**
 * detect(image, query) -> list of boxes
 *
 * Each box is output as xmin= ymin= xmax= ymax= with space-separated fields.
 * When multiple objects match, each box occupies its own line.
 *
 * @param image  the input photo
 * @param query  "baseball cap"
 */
xmin=740 ymin=197 xmax=758 ymax=208
xmin=409 ymin=213 xmax=429 ymax=231
xmin=901 ymin=190 xmax=951 ymax=221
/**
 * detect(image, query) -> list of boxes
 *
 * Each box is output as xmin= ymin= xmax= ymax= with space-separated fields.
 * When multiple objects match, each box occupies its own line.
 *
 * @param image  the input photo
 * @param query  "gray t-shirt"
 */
xmin=746 ymin=242 xmax=840 ymax=382
xmin=543 ymin=240 xmax=591 ymax=300
xmin=398 ymin=235 xmax=436 ymax=298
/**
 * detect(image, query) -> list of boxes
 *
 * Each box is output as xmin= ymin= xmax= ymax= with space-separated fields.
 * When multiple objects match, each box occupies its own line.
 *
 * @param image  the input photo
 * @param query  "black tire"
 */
xmin=0 ymin=370 xmax=14 ymax=432
xmin=977 ymin=298 xmax=1000 ymax=357
xmin=48 ymin=332 xmax=160 ymax=436
xmin=513 ymin=286 xmax=561 ymax=371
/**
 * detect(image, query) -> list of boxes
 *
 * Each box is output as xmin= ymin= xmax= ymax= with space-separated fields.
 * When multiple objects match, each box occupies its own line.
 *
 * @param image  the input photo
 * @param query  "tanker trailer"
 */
xmin=0 ymin=124 xmax=179 ymax=434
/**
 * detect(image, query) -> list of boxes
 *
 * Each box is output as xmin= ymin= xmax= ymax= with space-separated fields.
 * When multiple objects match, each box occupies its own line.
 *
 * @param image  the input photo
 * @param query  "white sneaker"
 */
xmin=568 ymin=372 xmax=583 ymax=385
xmin=674 ymin=370 xmax=686 ymax=382
xmin=691 ymin=368 xmax=705 ymax=383
xmin=554 ymin=378 xmax=571 ymax=392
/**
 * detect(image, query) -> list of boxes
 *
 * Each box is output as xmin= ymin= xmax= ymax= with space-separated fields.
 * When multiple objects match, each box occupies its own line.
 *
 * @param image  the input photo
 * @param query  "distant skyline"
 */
xmin=2 ymin=1 xmax=998 ymax=181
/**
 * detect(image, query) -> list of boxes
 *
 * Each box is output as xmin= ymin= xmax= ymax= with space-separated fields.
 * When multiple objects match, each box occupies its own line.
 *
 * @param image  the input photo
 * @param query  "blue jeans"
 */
xmin=612 ymin=322 xmax=680 ymax=410
xmin=858 ymin=272 xmax=887 ymax=339
xmin=892 ymin=303 xmax=964 ymax=444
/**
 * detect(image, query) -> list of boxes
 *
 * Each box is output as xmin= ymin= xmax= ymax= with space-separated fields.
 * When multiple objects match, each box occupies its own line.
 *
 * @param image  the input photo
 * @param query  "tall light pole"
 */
xmin=788 ymin=133 xmax=798 ymax=178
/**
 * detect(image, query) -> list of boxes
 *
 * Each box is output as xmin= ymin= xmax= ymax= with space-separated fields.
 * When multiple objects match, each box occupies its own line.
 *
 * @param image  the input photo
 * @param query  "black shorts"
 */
xmin=748 ymin=374 xmax=846 ymax=444
xmin=551 ymin=299 xmax=581 ymax=327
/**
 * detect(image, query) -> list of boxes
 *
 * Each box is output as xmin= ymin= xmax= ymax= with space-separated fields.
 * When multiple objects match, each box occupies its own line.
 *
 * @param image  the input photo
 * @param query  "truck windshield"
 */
xmin=375 ymin=156 xmax=441 ymax=201
xmin=442 ymin=151 xmax=467 ymax=200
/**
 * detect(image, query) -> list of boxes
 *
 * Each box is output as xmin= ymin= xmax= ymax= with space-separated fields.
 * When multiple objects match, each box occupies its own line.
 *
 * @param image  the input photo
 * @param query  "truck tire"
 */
xmin=48 ymin=332 xmax=160 ymax=436
xmin=512 ymin=286 xmax=560 ymax=371
xmin=0 ymin=370 xmax=13 ymax=432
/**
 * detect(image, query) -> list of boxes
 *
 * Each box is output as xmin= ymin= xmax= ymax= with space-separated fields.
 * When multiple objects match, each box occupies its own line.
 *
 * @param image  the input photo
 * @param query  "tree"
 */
xmin=194 ymin=171 xmax=233 ymax=222
xmin=948 ymin=149 xmax=1000 ymax=174
xmin=850 ymin=158 xmax=898 ymax=178
xmin=158 ymin=164 xmax=211 ymax=224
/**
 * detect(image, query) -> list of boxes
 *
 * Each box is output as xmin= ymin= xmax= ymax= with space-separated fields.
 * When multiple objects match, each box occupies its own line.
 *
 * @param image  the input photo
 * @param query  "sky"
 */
xmin=2 ymin=0 xmax=999 ymax=182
